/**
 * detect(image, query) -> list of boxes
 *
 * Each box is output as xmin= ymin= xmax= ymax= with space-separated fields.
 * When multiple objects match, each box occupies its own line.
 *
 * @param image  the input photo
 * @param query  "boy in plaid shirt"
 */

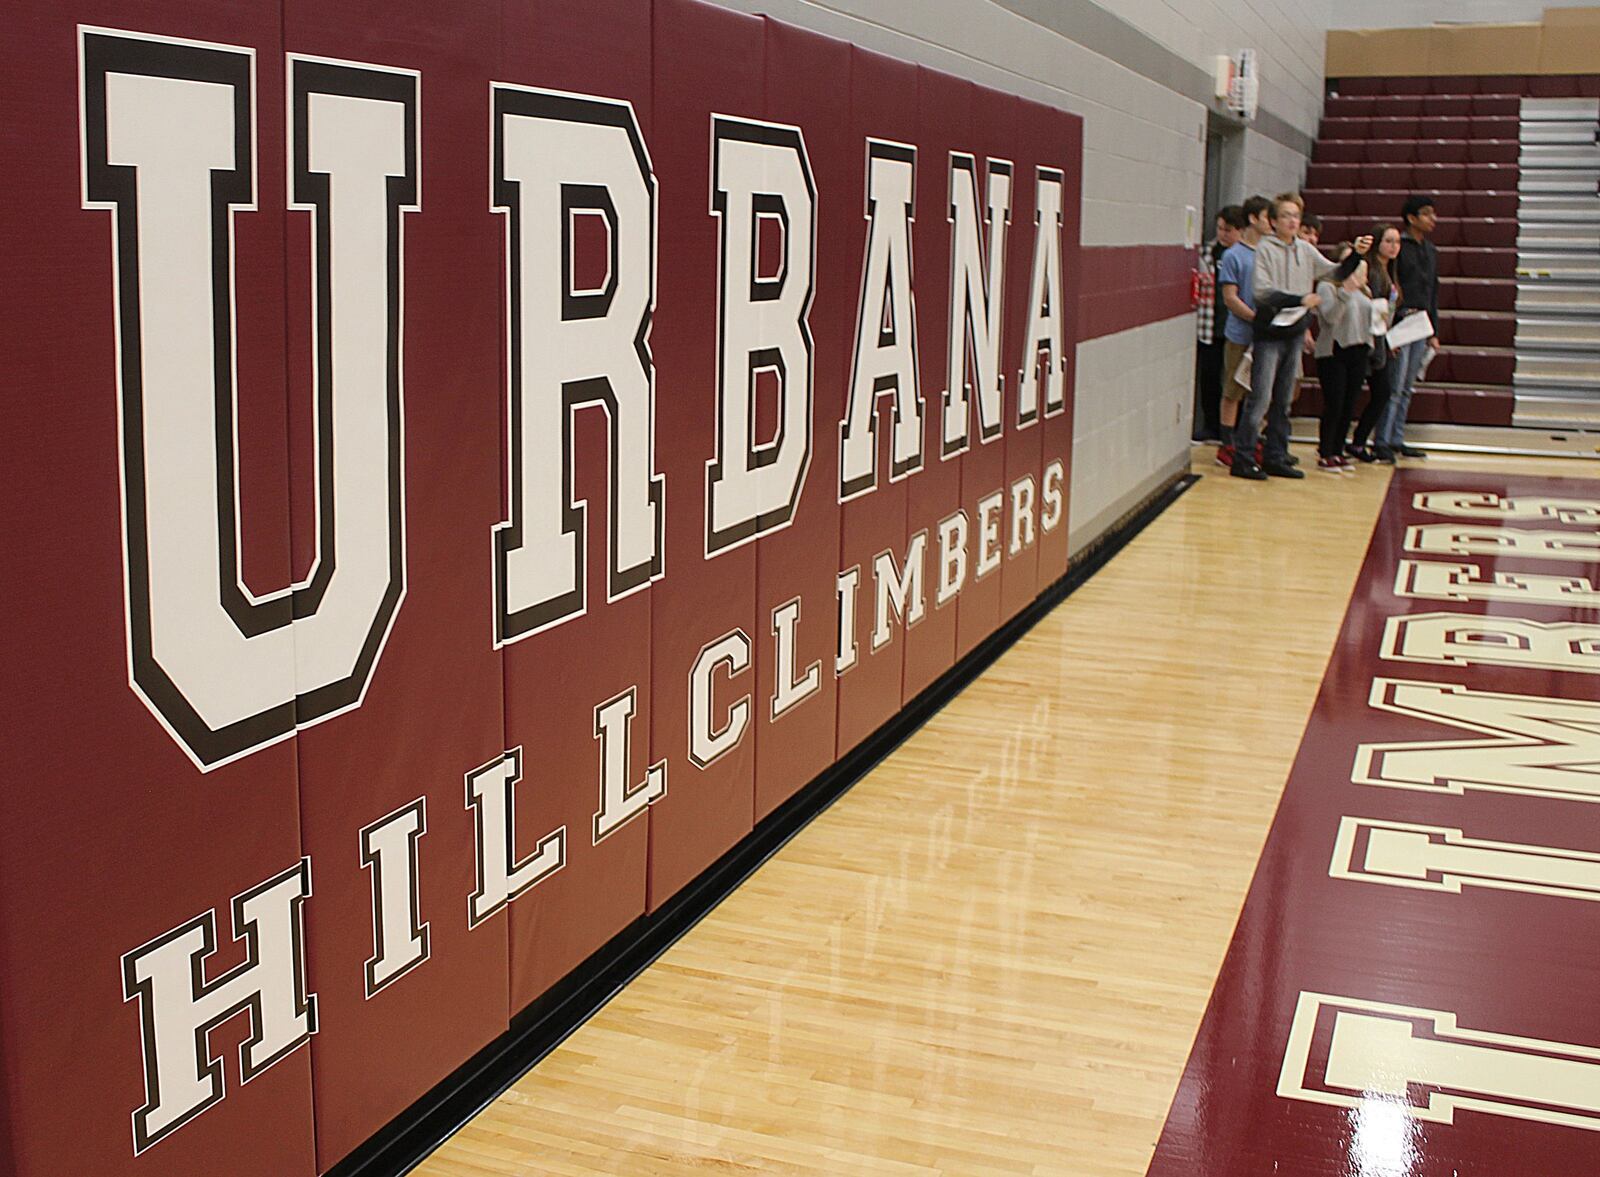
xmin=1194 ymin=206 xmax=1244 ymax=442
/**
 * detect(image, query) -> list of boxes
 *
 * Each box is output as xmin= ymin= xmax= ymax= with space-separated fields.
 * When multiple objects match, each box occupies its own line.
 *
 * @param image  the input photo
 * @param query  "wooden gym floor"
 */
xmin=416 ymin=445 xmax=1600 ymax=1176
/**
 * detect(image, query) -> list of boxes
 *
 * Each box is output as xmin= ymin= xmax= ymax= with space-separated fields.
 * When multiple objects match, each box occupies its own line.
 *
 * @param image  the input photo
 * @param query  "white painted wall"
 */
xmin=1332 ymin=0 xmax=1594 ymax=28
xmin=1069 ymin=317 xmax=1194 ymax=554
xmin=1114 ymin=0 xmax=1330 ymax=150
xmin=703 ymin=0 xmax=1328 ymax=548
xmin=1244 ymin=130 xmax=1311 ymax=203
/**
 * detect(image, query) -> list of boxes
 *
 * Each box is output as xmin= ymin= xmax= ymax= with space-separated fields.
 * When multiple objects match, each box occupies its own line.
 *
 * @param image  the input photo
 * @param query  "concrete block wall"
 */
xmin=1069 ymin=316 xmax=1196 ymax=549
xmin=705 ymin=0 xmax=1329 ymax=555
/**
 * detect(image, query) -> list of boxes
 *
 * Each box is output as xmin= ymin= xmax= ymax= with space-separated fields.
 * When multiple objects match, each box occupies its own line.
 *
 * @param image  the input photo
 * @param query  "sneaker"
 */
xmin=1255 ymin=443 xmax=1264 ymax=464
xmin=1398 ymin=444 xmax=1427 ymax=459
xmin=1230 ymin=456 xmax=1268 ymax=481
xmin=1285 ymin=452 xmax=1301 ymax=467
xmin=1263 ymin=459 xmax=1306 ymax=479
xmin=1346 ymin=444 xmax=1376 ymax=463
xmin=1374 ymin=447 xmax=1397 ymax=465
xmin=1334 ymin=455 xmax=1355 ymax=470
xmin=1316 ymin=455 xmax=1342 ymax=472
xmin=1215 ymin=444 xmax=1235 ymax=468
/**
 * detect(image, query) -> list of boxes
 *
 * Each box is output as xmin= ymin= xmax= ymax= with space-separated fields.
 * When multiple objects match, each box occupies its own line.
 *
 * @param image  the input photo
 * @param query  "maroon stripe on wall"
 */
xmin=1146 ymin=469 xmax=1600 ymax=1177
xmin=1077 ymin=243 xmax=1193 ymax=341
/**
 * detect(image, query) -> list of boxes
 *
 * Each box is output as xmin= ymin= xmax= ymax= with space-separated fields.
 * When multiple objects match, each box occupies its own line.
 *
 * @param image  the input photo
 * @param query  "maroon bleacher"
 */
xmin=1318 ymin=216 xmax=1517 ymax=248
xmin=1332 ymin=74 xmax=1600 ymax=96
xmin=1290 ymin=74 xmax=1569 ymax=427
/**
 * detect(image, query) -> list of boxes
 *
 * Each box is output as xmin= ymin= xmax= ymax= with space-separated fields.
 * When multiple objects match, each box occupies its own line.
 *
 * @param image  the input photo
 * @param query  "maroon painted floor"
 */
xmin=1147 ymin=469 xmax=1600 ymax=1176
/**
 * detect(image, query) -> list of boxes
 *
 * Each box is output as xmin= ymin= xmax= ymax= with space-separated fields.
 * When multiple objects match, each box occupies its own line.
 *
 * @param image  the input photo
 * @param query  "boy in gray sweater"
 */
xmin=1230 ymin=194 xmax=1368 ymax=480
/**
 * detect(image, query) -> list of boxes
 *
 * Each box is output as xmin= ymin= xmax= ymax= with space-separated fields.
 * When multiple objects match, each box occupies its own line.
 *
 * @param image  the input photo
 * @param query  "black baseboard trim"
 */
xmin=327 ymin=470 xmax=1196 ymax=1177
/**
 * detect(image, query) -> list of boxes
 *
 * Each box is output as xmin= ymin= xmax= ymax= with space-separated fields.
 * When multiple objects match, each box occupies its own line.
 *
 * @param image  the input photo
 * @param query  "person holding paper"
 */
xmin=1230 ymin=193 xmax=1367 ymax=481
xmin=1376 ymin=195 xmax=1439 ymax=461
xmin=1348 ymin=224 xmax=1403 ymax=462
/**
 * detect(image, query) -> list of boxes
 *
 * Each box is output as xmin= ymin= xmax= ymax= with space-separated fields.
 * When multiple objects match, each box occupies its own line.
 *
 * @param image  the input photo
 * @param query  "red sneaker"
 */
xmin=1215 ymin=444 xmax=1234 ymax=468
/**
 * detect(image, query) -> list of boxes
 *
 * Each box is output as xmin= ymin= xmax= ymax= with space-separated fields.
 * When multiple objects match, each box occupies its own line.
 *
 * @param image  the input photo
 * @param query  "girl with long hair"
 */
xmin=1348 ymin=224 xmax=1403 ymax=461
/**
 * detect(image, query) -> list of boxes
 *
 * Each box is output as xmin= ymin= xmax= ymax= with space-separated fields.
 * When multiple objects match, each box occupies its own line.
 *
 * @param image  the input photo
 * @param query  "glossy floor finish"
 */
xmin=1147 ymin=461 xmax=1600 ymax=1177
xmin=416 ymin=449 xmax=1599 ymax=1176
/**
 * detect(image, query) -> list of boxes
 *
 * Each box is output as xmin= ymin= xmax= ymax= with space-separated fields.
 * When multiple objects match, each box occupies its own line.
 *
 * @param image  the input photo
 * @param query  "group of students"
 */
xmin=1194 ymin=191 xmax=1441 ymax=479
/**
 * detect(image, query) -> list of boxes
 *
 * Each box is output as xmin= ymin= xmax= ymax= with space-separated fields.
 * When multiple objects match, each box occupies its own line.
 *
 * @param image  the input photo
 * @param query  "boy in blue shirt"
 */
xmin=1215 ymin=195 xmax=1271 ymax=467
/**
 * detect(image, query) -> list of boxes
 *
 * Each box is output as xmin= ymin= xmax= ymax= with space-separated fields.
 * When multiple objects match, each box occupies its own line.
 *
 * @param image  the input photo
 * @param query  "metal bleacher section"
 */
xmin=1515 ymin=96 xmax=1600 ymax=427
xmin=1303 ymin=73 xmax=1600 ymax=431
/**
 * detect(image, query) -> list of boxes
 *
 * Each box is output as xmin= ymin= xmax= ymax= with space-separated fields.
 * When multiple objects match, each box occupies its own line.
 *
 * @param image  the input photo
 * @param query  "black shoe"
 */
xmin=1285 ymin=452 xmax=1301 ymax=466
xmin=1374 ymin=447 xmax=1397 ymax=465
xmin=1230 ymin=457 xmax=1268 ymax=481
xmin=1347 ymin=444 xmax=1376 ymax=463
xmin=1262 ymin=459 xmax=1306 ymax=479
xmin=1398 ymin=444 xmax=1427 ymax=459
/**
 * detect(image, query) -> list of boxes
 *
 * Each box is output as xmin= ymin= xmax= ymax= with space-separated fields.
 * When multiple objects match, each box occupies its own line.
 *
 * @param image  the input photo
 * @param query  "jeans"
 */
xmin=1352 ymin=359 xmax=1392 ymax=447
xmin=1233 ymin=335 xmax=1301 ymax=465
xmin=1376 ymin=337 xmax=1429 ymax=451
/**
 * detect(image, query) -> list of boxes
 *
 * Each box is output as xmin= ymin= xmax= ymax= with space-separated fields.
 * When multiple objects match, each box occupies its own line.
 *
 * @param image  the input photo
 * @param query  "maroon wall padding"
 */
xmin=902 ymin=67 xmax=972 ymax=701
xmin=999 ymin=92 xmax=1043 ymax=622
xmin=498 ymin=0 xmax=657 ymax=1017
xmin=0 ymin=4 xmax=1085 ymax=1172
xmin=284 ymin=1 xmax=513 ymax=1169
xmin=1037 ymin=103 xmax=1084 ymax=588
xmin=952 ymin=92 xmax=1011 ymax=659
xmin=646 ymin=0 xmax=763 ymax=905
xmin=753 ymin=20 xmax=846 ymax=820
xmin=0 ymin=5 xmax=318 ymax=1175
xmin=834 ymin=45 xmax=916 ymax=756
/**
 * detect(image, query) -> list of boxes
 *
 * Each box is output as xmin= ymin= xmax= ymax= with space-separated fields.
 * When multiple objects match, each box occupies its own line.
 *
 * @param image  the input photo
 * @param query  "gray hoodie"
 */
xmin=1251 ymin=235 xmax=1358 ymax=340
xmin=1312 ymin=279 xmax=1377 ymax=359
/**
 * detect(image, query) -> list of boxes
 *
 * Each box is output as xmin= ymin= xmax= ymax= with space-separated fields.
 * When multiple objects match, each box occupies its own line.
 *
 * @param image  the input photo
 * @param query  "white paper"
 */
xmin=1387 ymin=311 xmax=1435 ymax=349
xmin=1271 ymin=305 xmax=1308 ymax=328
xmin=1234 ymin=347 xmax=1253 ymax=389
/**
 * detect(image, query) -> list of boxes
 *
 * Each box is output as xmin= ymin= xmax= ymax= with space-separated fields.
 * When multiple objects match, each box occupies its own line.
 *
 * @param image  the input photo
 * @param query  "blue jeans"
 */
xmin=1377 ymin=337 xmax=1429 ymax=451
xmin=1233 ymin=336 xmax=1300 ymax=465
